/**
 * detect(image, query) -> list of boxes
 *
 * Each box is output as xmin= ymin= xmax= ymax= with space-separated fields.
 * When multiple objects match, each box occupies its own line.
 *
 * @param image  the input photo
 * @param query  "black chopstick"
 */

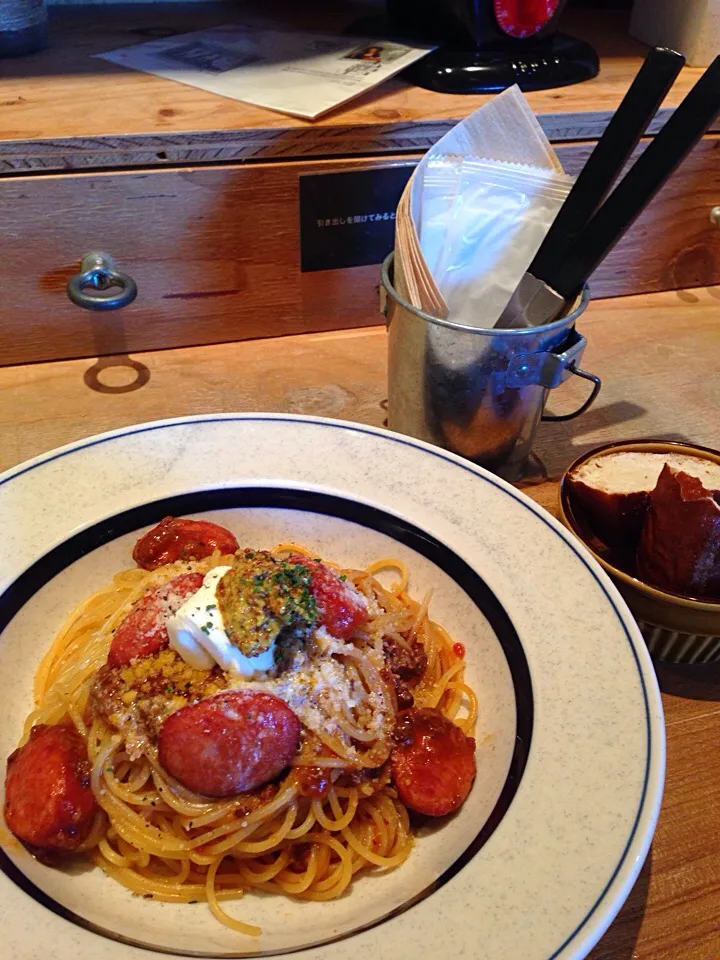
xmin=541 ymin=54 xmax=720 ymax=302
xmin=530 ymin=46 xmax=685 ymax=283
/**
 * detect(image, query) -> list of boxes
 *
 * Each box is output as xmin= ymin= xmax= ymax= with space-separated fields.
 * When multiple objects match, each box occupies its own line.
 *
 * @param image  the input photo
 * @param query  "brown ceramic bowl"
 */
xmin=559 ymin=439 xmax=720 ymax=664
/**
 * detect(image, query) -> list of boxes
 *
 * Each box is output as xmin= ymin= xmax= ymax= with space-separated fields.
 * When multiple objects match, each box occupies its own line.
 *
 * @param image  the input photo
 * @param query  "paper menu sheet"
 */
xmin=96 ymin=24 xmax=434 ymax=120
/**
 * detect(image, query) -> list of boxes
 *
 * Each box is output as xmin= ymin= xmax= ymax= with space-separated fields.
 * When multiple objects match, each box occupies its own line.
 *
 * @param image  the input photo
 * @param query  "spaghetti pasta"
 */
xmin=5 ymin=530 xmax=477 ymax=937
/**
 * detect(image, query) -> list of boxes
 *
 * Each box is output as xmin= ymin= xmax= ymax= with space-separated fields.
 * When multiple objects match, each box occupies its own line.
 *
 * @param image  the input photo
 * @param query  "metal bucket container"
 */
xmin=381 ymin=253 xmax=601 ymax=481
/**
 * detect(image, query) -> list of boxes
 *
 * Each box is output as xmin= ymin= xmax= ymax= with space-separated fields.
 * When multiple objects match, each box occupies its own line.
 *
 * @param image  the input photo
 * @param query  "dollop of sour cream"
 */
xmin=167 ymin=566 xmax=276 ymax=677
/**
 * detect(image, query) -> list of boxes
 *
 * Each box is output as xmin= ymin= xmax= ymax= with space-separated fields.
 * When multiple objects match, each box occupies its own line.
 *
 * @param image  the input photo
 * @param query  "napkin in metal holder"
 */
xmin=380 ymin=252 xmax=601 ymax=481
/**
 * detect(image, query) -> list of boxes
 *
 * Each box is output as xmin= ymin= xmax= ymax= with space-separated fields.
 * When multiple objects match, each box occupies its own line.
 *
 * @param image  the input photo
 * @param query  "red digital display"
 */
xmin=493 ymin=0 xmax=561 ymax=38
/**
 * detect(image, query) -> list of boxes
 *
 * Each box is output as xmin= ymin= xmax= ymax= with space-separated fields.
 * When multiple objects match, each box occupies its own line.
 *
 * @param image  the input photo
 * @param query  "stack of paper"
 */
xmin=97 ymin=24 xmax=434 ymax=120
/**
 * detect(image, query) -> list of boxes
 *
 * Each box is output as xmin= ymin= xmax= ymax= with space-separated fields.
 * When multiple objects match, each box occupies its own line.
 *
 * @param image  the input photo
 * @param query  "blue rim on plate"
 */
xmin=0 ymin=415 xmax=665 ymax=960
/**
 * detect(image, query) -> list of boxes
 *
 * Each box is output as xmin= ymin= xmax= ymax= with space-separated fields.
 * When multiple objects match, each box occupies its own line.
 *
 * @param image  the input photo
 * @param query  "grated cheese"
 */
xmin=235 ymin=628 xmax=391 ymax=756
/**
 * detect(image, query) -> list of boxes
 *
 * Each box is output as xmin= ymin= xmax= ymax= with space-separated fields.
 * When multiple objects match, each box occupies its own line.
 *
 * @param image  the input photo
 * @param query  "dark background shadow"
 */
xmin=654 ymin=659 xmax=720 ymax=702
xmin=10 ymin=0 xmax=413 ymax=80
xmin=11 ymin=0 xmax=647 ymax=82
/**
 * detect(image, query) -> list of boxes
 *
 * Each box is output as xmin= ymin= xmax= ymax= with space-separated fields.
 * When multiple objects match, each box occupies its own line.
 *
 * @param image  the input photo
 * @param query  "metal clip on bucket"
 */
xmin=381 ymin=253 xmax=601 ymax=481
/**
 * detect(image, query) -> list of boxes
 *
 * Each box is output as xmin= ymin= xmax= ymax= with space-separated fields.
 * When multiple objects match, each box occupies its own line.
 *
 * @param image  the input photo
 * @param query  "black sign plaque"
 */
xmin=299 ymin=164 xmax=415 ymax=273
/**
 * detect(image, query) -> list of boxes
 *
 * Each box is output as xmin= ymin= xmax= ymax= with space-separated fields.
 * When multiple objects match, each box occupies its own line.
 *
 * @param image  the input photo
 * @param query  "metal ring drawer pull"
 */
xmin=67 ymin=252 xmax=138 ymax=311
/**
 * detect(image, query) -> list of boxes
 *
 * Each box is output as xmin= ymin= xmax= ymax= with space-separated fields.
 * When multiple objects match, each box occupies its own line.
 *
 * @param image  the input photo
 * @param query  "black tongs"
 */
xmin=497 ymin=47 xmax=720 ymax=329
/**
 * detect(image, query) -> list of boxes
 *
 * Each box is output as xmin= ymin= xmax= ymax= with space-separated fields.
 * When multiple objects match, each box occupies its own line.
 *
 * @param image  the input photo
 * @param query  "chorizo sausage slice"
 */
xmin=107 ymin=571 xmax=204 ymax=668
xmin=391 ymin=708 xmax=476 ymax=817
xmin=157 ymin=690 xmax=300 ymax=797
xmin=286 ymin=556 xmax=368 ymax=640
xmin=133 ymin=517 xmax=239 ymax=571
xmin=4 ymin=724 xmax=98 ymax=854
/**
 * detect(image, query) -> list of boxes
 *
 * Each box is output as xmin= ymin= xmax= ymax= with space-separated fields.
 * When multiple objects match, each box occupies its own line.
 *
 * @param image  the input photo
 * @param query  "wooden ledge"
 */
xmin=1 ymin=2 xmax=716 ymax=174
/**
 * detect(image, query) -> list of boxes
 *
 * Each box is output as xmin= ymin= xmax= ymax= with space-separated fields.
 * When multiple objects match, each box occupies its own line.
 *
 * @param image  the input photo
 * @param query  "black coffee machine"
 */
xmin=384 ymin=0 xmax=598 ymax=93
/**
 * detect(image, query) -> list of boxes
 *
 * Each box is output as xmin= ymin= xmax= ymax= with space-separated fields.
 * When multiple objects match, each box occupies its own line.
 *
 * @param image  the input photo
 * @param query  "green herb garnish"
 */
xmin=216 ymin=551 xmax=318 ymax=657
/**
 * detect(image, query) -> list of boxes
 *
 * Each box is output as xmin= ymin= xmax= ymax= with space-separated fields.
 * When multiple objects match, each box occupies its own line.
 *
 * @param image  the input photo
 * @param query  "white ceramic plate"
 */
xmin=0 ymin=414 xmax=664 ymax=960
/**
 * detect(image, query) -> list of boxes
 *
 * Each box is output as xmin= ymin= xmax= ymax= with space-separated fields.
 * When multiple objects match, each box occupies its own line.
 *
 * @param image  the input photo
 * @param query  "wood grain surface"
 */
xmin=0 ymin=286 xmax=719 ymax=959
xmin=557 ymin=136 xmax=720 ymax=298
xmin=0 ymin=156 xmax=411 ymax=365
xmin=1 ymin=2 xmax=718 ymax=173
xmin=2 ymin=136 xmax=718 ymax=366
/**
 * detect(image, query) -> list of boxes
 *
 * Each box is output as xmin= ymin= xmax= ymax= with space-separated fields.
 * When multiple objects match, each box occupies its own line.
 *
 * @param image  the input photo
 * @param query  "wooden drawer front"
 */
xmin=557 ymin=135 xmax=720 ymax=298
xmin=0 ymin=157 xmax=408 ymax=367
xmin=1 ymin=137 xmax=718 ymax=366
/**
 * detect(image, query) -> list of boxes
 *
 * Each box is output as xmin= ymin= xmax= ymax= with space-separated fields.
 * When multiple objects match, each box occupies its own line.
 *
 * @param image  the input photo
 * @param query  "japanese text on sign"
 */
xmin=316 ymin=212 xmax=397 ymax=227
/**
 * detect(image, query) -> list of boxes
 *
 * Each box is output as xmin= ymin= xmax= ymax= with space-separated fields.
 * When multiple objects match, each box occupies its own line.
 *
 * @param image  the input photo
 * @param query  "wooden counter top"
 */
xmin=2 ymin=2 xmax=717 ymax=173
xmin=2 ymin=285 xmax=718 ymax=494
xmin=1 ymin=287 xmax=719 ymax=957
